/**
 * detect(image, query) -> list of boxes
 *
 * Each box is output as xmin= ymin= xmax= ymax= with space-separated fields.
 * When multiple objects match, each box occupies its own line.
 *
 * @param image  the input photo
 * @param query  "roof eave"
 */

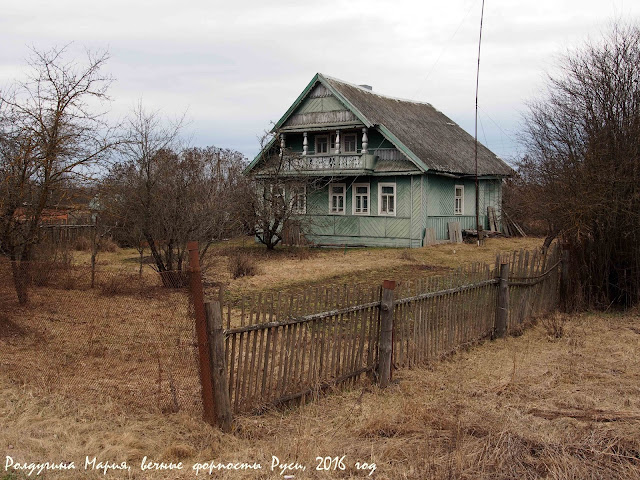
xmin=244 ymin=135 xmax=277 ymax=174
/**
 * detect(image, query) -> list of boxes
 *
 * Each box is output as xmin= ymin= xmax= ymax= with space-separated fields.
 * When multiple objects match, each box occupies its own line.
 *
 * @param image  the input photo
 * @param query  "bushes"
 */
xmin=228 ymin=254 xmax=259 ymax=279
xmin=74 ymin=236 xmax=92 ymax=251
xmin=73 ymin=236 xmax=119 ymax=253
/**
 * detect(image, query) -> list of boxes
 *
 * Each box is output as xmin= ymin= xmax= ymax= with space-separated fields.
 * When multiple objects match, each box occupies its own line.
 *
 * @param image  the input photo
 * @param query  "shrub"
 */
xmin=99 ymin=274 xmax=143 ymax=296
xmin=541 ymin=314 xmax=566 ymax=339
xmin=98 ymin=237 xmax=119 ymax=253
xmin=229 ymin=254 xmax=259 ymax=279
xmin=74 ymin=236 xmax=92 ymax=251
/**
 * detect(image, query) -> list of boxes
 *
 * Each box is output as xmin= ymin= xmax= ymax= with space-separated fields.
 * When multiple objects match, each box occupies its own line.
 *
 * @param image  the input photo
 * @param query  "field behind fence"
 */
xmin=209 ymin=245 xmax=562 ymax=421
xmin=0 ymin=260 xmax=202 ymax=417
xmin=1 ymin=244 xmax=562 ymax=426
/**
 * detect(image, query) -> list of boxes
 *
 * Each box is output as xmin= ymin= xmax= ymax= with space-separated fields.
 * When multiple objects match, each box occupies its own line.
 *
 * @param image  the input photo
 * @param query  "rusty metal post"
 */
xmin=378 ymin=280 xmax=395 ymax=388
xmin=188 ymin=241 xmax=216 ymax=425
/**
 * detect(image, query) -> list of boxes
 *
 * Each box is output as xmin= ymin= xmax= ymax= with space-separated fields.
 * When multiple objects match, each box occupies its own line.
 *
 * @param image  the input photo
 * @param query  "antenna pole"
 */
xmin=475 ymin=0 xmax=485 ymax=246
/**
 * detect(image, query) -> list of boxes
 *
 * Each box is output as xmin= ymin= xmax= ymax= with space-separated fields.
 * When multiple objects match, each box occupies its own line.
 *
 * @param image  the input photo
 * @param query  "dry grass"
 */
xmin=0 ymin=285 xmax=201 ymax=418
xmin=4 ymin=237 xmax=638 ymax=479
xmin=204 ymin=236 xmax=544 ymax=299
xmin=2 ymin=309 xmax=640 ymax=479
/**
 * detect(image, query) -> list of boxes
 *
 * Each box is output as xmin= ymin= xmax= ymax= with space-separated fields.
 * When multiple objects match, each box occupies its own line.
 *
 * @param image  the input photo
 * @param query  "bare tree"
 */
xmin=519 ymin=22 xmax=640 ymax=308
xmin=0 ymin=45 xmax=114 ymax=304
xmin=242 ymin=133 xmax=315 ymax=250
xmin=103 ymin=105 xmax=248 ymax=280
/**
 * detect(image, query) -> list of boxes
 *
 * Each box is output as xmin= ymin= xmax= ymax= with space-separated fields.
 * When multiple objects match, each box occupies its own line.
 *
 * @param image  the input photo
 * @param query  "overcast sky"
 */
xmin=1 ymin=0 xmax=639 ymax=164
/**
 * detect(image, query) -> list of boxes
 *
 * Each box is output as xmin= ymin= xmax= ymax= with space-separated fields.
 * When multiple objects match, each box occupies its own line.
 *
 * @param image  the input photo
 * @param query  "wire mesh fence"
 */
xmin=0 ymin=259 xmax=202 ymax=417
xmin=1 ymin=244 xmax=563 ymax=424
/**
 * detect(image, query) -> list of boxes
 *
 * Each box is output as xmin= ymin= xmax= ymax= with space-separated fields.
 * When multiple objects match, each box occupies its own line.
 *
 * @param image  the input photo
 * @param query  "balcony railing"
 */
xmin=287 ymin=154 xmax=366 ymax=171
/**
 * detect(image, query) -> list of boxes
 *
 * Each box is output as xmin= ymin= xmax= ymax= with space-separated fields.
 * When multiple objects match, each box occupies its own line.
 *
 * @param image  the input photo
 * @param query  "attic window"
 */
xmin=316 ymin=135 xmax=328 ymax=154
xmin=343 ymin=133 xmax=357 ymax=153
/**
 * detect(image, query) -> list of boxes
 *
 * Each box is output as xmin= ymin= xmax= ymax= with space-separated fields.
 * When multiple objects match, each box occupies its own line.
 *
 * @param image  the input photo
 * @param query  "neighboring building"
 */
xmin=246 ymin=73 xmax=512 ymax=247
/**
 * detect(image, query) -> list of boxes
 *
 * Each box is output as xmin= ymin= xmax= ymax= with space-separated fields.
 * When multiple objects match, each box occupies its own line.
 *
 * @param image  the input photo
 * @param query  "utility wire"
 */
xmin=474 ymin=0 xmax=485 ymax=245
xmin=414 ymin=0 xmax=478 ymax=98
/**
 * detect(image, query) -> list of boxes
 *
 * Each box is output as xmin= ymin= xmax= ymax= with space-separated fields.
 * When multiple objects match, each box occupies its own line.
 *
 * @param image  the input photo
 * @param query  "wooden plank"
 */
xmin=205 ymin=300 xmax=232 ymax=432
xmin=447 ymin=221 xmax=462 ymax=243
xmin=378 ymin=280 xmax=395 ymax=387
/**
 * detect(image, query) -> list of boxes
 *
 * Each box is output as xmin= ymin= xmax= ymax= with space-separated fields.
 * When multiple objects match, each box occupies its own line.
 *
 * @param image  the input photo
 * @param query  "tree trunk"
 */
xmin=10 ymin=260 xmax=30 ymax=305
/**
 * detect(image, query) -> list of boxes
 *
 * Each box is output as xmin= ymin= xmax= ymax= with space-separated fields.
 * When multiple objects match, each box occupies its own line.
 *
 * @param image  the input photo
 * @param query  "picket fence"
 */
xmin=191 ymin=245 xmax=562 ymax=430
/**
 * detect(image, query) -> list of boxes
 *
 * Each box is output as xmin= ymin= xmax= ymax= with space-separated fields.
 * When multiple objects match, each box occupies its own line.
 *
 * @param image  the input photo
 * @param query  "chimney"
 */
xmin=359 ymin=84 xmax=373 ymax=91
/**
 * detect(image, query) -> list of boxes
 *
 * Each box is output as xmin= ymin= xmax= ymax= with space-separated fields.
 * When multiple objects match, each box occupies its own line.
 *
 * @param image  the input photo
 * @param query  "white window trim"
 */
xmin=454 ymin=184 xmax=464 ymax=215
xmin=290 ymin=184 xmax=306 ymax=215
xmin=378 ymin=182 xmax=396 ymax=216
xmin=352 ymin=183 xmax=370 ymax=215
xmin=329 ymin=183 xmax=346 ymax=215
xmin=315 ymin=135 xmax=329 ymax=154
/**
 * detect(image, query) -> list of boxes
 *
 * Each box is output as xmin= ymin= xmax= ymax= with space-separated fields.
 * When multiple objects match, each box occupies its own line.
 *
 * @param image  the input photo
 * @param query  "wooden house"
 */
xmin=245 ymin=73 xmax=512 ymax=247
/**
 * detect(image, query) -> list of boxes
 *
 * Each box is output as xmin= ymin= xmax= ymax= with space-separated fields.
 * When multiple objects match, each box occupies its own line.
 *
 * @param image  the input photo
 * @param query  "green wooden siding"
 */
xmin=426 ymin=215 xmax=488 ymax=240
xmin=367 ymin=128 xmax=395 ymax=150
xmin=297 ymin=95 xmax=345 ymax=114
xmin=302 ymin=175 xmax=416 ymax=246
xmin=288 ymin=173 xmax=502 ymax=246
xmin=424 ymin=175 xmax=502 ymax=240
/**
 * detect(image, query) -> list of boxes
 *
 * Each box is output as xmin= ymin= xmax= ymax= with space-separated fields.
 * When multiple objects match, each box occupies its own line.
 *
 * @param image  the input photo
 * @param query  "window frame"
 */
xmin=454 ymin=184 xmax=464 ymax=215
xmin=328 ymin=183 xmax=346 ymax=215
xmin=315 ymin=135 xmax=329 ymax=154
xmin=378 ymin=182 xmax=396 ymax=216
xmin=290 ymin=184 xmax=307 ymax=215
xmin=352 ymin=183 xmax=370 ymax=215
xmin=343 ymin=132 xmax=358 ymax=153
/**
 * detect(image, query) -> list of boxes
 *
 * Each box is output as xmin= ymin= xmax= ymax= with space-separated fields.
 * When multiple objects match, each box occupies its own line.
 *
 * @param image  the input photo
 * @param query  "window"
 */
xmin=314 ymin=132 xmax=358 ymax=154
xmin=454 ymin=185 xmax=464 ymax=215
xmin=290 ymin=185 xmax=306 ymax=214
xmin=329 ymin=183 xmax=346 ymax=214
xmin=352 ymin=183 xmax=370 ymax=215
xmin=378 ymin=182 xmax=396 ymax=216
xmin=316 ymin=135 xmax=328 ymax=154
xmin=343 ymin=133 xmax=357 ymax=153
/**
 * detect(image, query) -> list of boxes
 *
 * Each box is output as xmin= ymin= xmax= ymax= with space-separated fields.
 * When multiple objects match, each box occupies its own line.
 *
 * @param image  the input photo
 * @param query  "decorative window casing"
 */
xmin=454 ymin=185 xmax=464 ymax=215
xmin=290 ymin=185 xmax=306 ymax=214
xmin=329 ymin=183 xmax=346 ymax=215
xmin=352 ymin=183 xmax=370 ymax=215
xmin=378 ymin=182 xmax=396 ymax=216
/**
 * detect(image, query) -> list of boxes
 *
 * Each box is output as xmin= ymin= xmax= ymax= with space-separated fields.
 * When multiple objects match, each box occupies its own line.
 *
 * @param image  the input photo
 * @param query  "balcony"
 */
xmin=286 ymin=153 xmax=377 ymax=173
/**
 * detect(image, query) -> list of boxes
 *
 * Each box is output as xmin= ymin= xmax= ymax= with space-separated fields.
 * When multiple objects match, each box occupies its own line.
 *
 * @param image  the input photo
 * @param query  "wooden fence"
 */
xmin=220 ymin=284 xmax=382 ymax=415
xmin=193 ymin=245 xmax=563 ymax=429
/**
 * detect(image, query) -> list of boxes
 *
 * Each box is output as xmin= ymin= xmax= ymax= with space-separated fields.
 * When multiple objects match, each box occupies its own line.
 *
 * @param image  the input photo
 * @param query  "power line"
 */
xmin=414 ymin=0 xmax=478 ymax=98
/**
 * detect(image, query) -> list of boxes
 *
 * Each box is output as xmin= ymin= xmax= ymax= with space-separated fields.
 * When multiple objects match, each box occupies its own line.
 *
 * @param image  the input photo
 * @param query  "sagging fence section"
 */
xmin=193 ymin=245 xmax=563 ymax=430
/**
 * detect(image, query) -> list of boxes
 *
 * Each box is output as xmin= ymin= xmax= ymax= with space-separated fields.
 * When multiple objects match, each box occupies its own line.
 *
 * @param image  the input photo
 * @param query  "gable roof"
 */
xmin=249 ymin=73 xmax=513 ymax=177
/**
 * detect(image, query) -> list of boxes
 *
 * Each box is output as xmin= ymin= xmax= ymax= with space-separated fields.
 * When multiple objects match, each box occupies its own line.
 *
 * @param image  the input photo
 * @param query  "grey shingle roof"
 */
xmin=322 ymin=74 xmax=513 ymax=176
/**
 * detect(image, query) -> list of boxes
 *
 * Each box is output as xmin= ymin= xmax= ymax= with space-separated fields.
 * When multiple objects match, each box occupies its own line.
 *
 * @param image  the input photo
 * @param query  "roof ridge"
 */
xmin=319 ymin=73 xmax=436 ymax=108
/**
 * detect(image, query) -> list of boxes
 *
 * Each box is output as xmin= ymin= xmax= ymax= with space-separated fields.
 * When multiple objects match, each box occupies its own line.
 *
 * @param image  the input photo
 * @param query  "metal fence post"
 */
xmin=205 ymin=296 xmax=233 ymax=432
xmin=378 ymin=280 xmax=395 ymax=388
xmin=495 ymin=263 xmax=509 ymax=338
xmin=187 ymin=241 xmax=216 ymax=426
